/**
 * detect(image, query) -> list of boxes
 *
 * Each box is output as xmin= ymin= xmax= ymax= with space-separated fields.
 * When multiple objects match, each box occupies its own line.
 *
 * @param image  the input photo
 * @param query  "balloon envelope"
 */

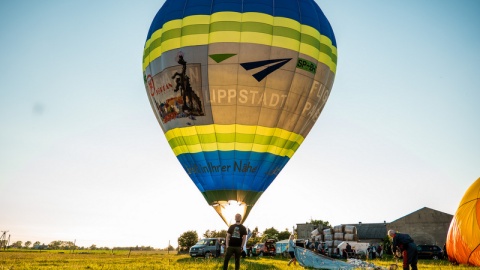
xmin=446 ymin=177 xmax=480 ymax=266
xmin=142 ymin=0 xmax=337 ymax=225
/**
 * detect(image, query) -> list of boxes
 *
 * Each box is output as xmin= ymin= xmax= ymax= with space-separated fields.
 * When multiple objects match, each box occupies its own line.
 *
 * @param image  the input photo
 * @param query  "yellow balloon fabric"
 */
xmin=446 ymin=177 xmax=480 ymax=266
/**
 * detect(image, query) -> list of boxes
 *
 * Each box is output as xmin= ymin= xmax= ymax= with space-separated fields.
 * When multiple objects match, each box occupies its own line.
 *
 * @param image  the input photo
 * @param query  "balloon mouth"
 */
xmin=212 ymin=200 xmax=248 ymax=226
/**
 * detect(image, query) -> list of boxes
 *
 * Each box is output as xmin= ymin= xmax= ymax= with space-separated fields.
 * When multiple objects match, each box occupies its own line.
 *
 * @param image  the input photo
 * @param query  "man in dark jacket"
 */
xmin=388 ymin=230 xmax=418 ymax=270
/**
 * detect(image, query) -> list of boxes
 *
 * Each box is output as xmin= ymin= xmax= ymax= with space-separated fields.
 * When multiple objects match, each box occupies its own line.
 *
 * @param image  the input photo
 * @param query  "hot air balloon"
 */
xmin=446 ymin=177 xmax=480 ymax=266
xmin=142 ymin=0 xmax=337 ymax=225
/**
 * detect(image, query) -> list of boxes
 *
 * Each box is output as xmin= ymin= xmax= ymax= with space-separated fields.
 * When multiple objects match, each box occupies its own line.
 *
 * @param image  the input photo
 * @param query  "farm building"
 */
xmin=296 ymin=207 xmax=452 ymax=248
xmin=387 ymin=207 xmax=452 ymax=247
xmin=344 ymin=222 xmax=387 ymax=245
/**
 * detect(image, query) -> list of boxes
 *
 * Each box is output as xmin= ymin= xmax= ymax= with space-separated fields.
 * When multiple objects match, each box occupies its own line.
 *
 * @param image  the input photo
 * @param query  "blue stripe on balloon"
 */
xmin=176 ymin=151 xmax=290 ymax=192
xmin=243 ymin=0 xmax=274 ymax=15
xmin=146 ymin=0 xmax=336 ymax=47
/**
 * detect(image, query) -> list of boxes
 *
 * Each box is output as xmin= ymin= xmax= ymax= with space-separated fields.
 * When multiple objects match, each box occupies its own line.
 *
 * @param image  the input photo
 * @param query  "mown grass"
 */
xmin=0 ymin=250 xmax=475 ymax=269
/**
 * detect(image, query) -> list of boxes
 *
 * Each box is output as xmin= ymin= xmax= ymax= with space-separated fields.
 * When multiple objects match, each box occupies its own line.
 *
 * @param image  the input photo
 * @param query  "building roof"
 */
xmin=390 ymin=207 xmax=453 ymax=224
xmin=344 ymin=223 xmax=387 ymax=240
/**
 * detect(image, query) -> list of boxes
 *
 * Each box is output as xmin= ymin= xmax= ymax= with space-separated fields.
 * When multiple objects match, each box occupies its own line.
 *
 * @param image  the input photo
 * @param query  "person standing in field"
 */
xmin=388 ymin=229 xmax=418 ymax=270
xmin=376 ymin=244 xmax=383 ymax=258
xmin=223 ymin=213 xmax=247 ymax=270
xmin=287 ymin=234 xmax=297 ymax=266
xmin=220 ymin=240 xmax=225 ymax=257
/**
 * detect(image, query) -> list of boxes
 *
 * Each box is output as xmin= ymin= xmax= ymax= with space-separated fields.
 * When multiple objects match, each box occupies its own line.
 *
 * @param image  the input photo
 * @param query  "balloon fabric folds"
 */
xmin=446 ymin=177 xmax=480 ymax=266
xmin=142 ymin=0 xmax=337 ymax=225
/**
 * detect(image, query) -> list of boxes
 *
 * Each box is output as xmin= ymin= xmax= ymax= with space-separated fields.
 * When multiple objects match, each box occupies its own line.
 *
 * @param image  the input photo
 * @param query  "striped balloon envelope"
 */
xmin=446 ymin=177 xmax=480 ymax=266
xmin=142 ymin=0 xmax=337 ymax=225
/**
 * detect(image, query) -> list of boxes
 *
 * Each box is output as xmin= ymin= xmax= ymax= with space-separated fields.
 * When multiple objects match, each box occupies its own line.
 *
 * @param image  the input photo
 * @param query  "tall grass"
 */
xmin=0 ymin=250 xmax=475 ymax=269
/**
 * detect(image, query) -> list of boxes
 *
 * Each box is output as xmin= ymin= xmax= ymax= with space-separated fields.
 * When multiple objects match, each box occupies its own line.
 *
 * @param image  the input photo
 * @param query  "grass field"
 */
xmin=0 ymin=250 xmax=474 ymax=269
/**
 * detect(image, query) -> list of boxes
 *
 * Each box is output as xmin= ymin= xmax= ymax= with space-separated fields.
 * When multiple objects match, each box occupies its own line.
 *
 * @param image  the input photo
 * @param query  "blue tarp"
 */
xmin=294 ymin=247 xmax=354 ymax=270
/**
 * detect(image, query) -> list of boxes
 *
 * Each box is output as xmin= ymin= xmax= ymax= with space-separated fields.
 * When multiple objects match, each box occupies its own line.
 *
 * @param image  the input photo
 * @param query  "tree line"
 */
xmin=1 ymin=240 xmax=157 ymax=251
xmin=1 ymin=219 xmax=331 ymax=251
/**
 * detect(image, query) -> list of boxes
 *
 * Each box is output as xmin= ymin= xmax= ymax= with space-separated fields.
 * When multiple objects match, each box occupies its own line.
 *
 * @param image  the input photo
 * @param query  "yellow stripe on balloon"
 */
xmin=162 ymin=19 xmax=183 ymax=33
xmin=272 ymin=36 xmax=301 ymax=52
xmin=319 ymin=53 xmax=337 ymax=73
xmin=301 ymin=25 xmax=321 ymax=40
xmin=217 ymin=142 xmax=235 ymax=151
xmin=235 ymin=125 xmax=256 ymax=134
xmin=320 ymin=35 xmax=335 ymax=53
xmin=235 ymin=142 xmax=255 ymax=151
xmin=255 ymin=126 xmax=276 ymax=136
xmin=274 ymin=17 xmax=301 ymax=30
xmin=241 ymin=32 xmax=272 ymax=46
xmin=242 ymin=12 xmax=273 ymax=24
xmin=201 ymin=142 xmax=220 ymax=152
xmin=211 ymin=12 xmax=243 ymax=22
xmin=171 ymin=142 xmax=297 ymax=158
xmin=182 ymin=15 xmax=211 ymax=26
xmin=187 ymin=144 xmax=203 ymax=153
xmin=195 ymin=125 xmax=216 ymax=134
xmin=209 ymin=31 xmax=241 ymax=43
xmin=181 ymin=34 xmax=210 ymax=46
xmin=143 ymin=12 xmax=337 ymax=72
xmin=166 ymin=124 xmax=304 ymax=158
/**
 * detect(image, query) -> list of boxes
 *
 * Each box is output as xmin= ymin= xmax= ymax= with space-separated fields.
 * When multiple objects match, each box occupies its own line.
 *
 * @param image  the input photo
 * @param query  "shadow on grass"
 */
xmin=177 ymin=256 xmax=288 ymax=269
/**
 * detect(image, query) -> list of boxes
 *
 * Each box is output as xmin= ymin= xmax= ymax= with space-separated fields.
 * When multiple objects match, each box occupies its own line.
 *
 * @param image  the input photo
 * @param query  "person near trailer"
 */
xmin=371 ymin=245 xmax=376 ymax=259
xmin=343 ymin=242 xmax=354 ymax=258
xmin=376 ymin=244 xmax=383 ymax=258
xmin=287 ymin=234 xmax=297 ymax=266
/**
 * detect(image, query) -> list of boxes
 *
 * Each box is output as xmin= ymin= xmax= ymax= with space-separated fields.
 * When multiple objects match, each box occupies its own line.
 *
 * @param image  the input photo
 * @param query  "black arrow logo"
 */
xmin=240 ymin=58 xmax=292 ymax=82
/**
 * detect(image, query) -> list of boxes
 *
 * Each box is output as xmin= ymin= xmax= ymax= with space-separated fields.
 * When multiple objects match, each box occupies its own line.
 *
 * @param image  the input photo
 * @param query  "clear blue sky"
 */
xmin=1 ymin=0 xmax=479 ymax=248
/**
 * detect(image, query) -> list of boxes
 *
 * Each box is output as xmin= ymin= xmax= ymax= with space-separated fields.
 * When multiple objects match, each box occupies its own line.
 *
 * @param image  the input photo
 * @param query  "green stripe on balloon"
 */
xmin=209 ymin=54 xmax=237 ymax=63
xmin=202 ymin=190 xmax=263 ymax=206
xmin=167 ymin=133 xmax=301 ymax=155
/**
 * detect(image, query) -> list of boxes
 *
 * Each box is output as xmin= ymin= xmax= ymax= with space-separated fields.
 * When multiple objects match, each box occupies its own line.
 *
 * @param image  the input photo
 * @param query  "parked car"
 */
xmin=262 ymin=239 xmax=277 ymax=256
xmin=295 ymin=239 xmax=306 ymax=248
xmin=251 ymin=243 xmax=264 ymax=256
xmin=189 ymin=237 xmax=224 ymax=258
xmin=251 ymin=239 xmax=277 ymax=256
xmin=417 ymin=244 xmax=444 ymax=260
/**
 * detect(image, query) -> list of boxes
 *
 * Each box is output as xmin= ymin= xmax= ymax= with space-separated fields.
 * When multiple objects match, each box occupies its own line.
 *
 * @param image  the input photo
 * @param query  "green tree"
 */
xmin=63 ymin=241 xmax=75 ymax=250
xmin=24 ymin=241 xmax=32 ymax=249
xmin=277 ymin=228 xmax=291 ymax=241
xmin=309 ymin=219 xmax=331 ymax=230
xmin=217 ymin=230 xmax=227 ymax=238
xmin=178 ymin=230 xmax=198 ymax=252
xmin=262 ymin=227 xmax=279 ymax=241
xmin=204 ymin=229 xmax=215 ymax=238
xmin=203 ymin=229 xmax=227 ymax=238
xmin=247 ymin=227 xmax=261 ymax=246
xmin=11 ymin=241 xmax=22 ymax=249
xmin=49 ymin=240 xmax=62 ymax=250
